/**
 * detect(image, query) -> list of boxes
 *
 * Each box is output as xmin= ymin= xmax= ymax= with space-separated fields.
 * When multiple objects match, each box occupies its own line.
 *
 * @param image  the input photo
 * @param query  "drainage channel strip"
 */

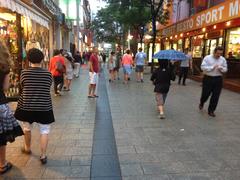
xmin=90 ymin=72 xmax=122 ymax=180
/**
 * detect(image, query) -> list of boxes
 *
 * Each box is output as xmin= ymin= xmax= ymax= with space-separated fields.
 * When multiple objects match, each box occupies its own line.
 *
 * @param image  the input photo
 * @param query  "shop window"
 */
xmin=0 ymin=12 xmax=20 ymax=99
xmin=177 ymin=39 xmax=183 ymax=51
xmin=226 ymin=27 xmax=240 ymax=59
xmin=164 ymin=41 xmax=170 ymax=50
xmin=185 ymin=38 xmax=190 ymax=50
xmin=192 ymin=36 xmax=204 ymax=58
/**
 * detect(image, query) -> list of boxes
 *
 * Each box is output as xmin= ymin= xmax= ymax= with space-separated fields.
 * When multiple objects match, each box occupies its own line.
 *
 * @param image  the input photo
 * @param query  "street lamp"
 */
xmin=127 ymin=33 xmax=133 ymax=49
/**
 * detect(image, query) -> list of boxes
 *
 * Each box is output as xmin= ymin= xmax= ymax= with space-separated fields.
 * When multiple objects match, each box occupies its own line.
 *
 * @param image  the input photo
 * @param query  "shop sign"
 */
xmin=163 ymin=0 xmax=240 ymax=36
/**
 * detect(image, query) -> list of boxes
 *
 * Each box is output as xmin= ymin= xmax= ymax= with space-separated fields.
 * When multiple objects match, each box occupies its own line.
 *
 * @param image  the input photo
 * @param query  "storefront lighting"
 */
xmin=180 ymin=33 xmax=183 ymax=37
xmin=187 ymin=33 xmax=189 ymax=35
xmin=170 ymin=36 xmax=173 ymax=39
xmin=175 ymin=35 xmax=178 ymax=38
xmin=115 ymin=43 xmax=118 ymax=47
xmin=202 ymin=28 xmax=206 ymax=32
xmin=194 ymin=36 xmax=197 ymax=40
xmin=165 ymin=38 xmax=168 ymax=40
xmin=213 ymin=25 xmax=217 ymax=29
xmin=226 ymin=21 xmax=231 ymax=26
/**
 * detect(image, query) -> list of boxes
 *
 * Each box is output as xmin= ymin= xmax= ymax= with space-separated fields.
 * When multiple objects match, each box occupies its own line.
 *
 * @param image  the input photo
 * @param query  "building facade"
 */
xmin=160 ymin=0 xmax=240 ymax=91
xmin=0 ymin=0 xmax=68 ymax=99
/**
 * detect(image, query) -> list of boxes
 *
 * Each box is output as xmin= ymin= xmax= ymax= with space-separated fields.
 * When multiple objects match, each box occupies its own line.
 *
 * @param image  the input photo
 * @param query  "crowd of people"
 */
xmin=0 ymin=37 xmax=228 ymax=174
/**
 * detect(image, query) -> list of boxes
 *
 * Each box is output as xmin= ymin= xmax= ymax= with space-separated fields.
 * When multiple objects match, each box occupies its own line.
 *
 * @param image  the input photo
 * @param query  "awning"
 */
xmin=0 ymin=0 xmax=50 ymax=29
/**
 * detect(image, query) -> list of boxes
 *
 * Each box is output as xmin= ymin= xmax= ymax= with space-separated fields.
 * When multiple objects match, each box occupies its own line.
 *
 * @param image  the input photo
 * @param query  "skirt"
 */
xmin=14 ymin=109 xmax=55 ymax=125
xmin=0 ymin=104 xmax=24 ymax=146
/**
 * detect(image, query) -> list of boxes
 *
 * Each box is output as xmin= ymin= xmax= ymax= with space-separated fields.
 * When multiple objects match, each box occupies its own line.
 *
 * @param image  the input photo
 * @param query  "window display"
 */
xmin=0 ymin=12 xmax=20 ymax=99
xmin=177 ymin=39 xmax=183 ymax=51
xmin=226 ymin=27 xmax=240 ymax=59
xmin=192 ymin=35 xmax=204 ymax=58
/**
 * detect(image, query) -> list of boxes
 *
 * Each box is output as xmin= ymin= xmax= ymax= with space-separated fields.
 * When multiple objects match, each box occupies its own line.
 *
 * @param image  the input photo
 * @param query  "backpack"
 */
xmin=55 ymin=60 xmax=65 ymax=73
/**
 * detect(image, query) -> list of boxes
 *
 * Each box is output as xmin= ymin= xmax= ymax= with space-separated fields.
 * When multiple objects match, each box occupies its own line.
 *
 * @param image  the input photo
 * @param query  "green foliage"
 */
xmin=93 ymin=0 xmax=171 ymax=45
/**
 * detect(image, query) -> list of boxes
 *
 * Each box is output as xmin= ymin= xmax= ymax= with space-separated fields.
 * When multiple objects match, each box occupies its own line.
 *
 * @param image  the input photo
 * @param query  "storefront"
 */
xmin=161 ymin=0 xmax=240 ymax=91
xmin=0 ymin=0 xmax=50 ymax=100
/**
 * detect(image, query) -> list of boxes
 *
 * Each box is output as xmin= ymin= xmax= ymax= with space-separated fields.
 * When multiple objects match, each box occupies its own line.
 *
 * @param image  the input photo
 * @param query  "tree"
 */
xmin=92 ymin=0 xmax=151 ymax=52
xmin=145 ymin=0 xmax=171 ymax=72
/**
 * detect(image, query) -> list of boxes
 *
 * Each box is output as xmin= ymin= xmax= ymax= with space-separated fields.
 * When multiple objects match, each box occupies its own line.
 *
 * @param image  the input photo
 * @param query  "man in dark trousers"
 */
xmin=199 ymin=46 xmax=228 ymax=117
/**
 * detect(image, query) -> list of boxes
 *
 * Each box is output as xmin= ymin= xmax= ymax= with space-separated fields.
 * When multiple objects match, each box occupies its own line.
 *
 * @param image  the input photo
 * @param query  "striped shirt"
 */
xmin=17 ymin=67 xmax=53 ymax=111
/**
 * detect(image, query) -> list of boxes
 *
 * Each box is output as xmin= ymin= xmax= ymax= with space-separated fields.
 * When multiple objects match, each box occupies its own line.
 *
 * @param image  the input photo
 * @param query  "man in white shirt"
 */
xmin=178 ymin=48 xmax=192 ymax=85
xmin=199 ymin=46 xmax=228 ymax=117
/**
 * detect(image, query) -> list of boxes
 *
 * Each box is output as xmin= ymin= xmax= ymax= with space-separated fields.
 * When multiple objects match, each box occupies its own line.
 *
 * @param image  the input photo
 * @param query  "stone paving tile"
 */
xmin=122 ymin=175 xmax=170 ymax=180
xmin=120 ymin=164 xmax=144 ymax=176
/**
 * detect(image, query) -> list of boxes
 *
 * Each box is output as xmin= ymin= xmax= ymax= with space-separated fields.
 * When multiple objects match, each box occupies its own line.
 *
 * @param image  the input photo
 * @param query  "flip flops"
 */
xmin=40 ymin=156 xmax=47 ymax=164
xmin=0 ymin=162 xmax=12 ymax=174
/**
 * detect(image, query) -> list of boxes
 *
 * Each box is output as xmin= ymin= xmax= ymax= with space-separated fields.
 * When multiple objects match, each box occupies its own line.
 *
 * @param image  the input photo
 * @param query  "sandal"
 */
xmin=93 ymin=95 xmax=99 ymax=98
xmin=21 ymin=147 xmax=32 ymax=155
xmin=0 ymin=162 xmax=12 ymax=174
xmin=40 ymin=156 xmax=47 ymax=165
xmin=88 ymin=95 xmax=94 ymax=98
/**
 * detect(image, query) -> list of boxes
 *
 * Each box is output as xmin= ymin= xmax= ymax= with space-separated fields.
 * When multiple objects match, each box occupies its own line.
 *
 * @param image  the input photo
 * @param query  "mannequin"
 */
xmin=26 ymin=33 xmax=41 ymax=51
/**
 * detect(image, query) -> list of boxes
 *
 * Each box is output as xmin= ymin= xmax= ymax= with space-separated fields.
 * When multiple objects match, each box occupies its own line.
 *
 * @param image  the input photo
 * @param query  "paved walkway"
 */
xmin=2 ymin=66 xmax=240 ymax=180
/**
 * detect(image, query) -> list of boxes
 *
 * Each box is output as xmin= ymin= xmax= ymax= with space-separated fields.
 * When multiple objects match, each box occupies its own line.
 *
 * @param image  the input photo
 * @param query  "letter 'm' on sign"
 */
xmin=229 ymin=0 xmax=239 ymax=17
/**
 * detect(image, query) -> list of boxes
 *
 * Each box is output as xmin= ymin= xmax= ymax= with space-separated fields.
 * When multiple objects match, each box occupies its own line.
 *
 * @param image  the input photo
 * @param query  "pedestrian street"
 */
xmin=3 ymin=67 xmax=240 ymax=180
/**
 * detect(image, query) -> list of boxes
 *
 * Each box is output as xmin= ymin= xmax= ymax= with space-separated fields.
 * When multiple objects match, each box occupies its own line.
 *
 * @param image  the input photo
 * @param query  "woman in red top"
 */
xmin=48 ymin=50 xmax=65 ymax=96
xmin=121 ymin=49 xmax=133 ymax=84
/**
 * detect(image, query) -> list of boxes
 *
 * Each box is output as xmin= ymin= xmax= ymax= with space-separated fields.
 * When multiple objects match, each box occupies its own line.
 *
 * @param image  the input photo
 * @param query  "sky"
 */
xmin=89 ymin=0 xmax=107 ymax=16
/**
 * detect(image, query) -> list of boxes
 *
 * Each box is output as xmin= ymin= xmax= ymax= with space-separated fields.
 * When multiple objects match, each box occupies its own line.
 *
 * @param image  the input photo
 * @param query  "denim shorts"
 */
xmin=123 ymin=65 xmax=132 ymax=75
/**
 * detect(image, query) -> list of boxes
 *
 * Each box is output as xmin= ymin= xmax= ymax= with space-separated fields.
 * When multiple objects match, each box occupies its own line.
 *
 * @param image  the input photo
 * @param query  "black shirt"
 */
xmin=151 ymin=67 xmax=175 ymax=93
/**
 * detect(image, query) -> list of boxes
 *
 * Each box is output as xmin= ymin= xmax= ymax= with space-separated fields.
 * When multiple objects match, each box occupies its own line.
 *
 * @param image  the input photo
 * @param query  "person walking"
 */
xmin=115 ymin=47 xmax=122 ymax=80
xmin=49 ymin=49 xmax=65 ymax=96
xmin=64 ymin=52 xmax=74 ymax=91
xmin=73 ymin=51 xmax=82 ymax=78
xmin=199 ymin=46 xmax=228 ymax=117
xmin=108 ymin=51 xmax=116 ymax=82
xmin=0 ymin=41 xmax=23 ymax=174
xmin=135 ymin=47 xmax=147 ymax=82
xmin=122 ymin=49 xmax=133 ymax=84
xmin=88 ymin=47 xmax=99 ymax=98
xmin=178 ymin=48 xmax=192 ymax=85
xmin=151 ymin=60 xmax=176 ymax=119
xmin=14 ymin=48 xmax=55 ymax=164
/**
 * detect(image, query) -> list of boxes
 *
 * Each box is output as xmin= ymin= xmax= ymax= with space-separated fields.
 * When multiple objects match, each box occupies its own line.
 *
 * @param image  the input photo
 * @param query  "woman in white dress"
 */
xmin=108 ymin=51 xmax=116 ymax=82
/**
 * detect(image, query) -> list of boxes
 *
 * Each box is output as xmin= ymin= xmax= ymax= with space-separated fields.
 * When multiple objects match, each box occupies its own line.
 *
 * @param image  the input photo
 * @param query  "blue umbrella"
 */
xmin=153 ymin=50 xmax=186 ymax=61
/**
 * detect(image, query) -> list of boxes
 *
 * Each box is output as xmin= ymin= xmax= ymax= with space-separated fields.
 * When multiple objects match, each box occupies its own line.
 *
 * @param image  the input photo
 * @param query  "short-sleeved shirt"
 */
xmin=49 ymin=56 xmax=65 ymax=77
xmin=180 ymin=54 xmax=191 ymax=67
xmin=135 ymin=52 xmax=146 ymax=66
xmin=89 ymin=54 xmax=99 ymax=73
xmin=122 ymin=54 xmax=133 ymax=66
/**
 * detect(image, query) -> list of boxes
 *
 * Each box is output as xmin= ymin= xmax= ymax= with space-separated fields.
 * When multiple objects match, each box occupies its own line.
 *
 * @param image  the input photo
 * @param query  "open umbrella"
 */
xmin=153 ymin=50 xmax=186 ymax=61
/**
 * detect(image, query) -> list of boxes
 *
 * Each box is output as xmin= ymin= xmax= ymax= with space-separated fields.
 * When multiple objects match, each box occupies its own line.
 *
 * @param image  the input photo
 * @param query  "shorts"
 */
xmin=22 ymin=122 xmax=51 ymax=135
xmin=66 ymin=71 xmax=74 ymax=80
xmin=135 ymin=65 xmax=144 ymax=72
xmin=89 ymin=72 xmax=98 ymax=85
xmin=123 ymin=65 xmax=132 ymax=75
xmin=155 ymin=93 xmax=167 ymax=106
